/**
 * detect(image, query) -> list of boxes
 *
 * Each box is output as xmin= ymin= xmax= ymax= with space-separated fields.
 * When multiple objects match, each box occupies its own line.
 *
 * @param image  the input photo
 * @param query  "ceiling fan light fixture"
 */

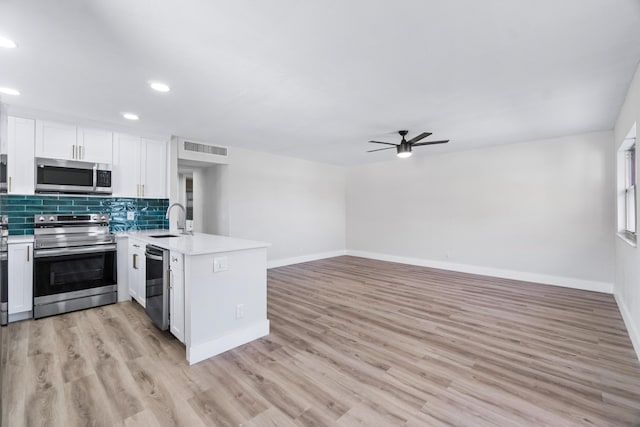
xmin=367 ymin=130 xmax=448 ymax=157
xmin=396 ymin=143 xmax=412 ymax=158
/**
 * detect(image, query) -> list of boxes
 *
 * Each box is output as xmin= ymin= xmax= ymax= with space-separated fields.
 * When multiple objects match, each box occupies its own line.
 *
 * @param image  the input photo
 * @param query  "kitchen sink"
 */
xmin=150 ymin=234 xmax=180 ymax=238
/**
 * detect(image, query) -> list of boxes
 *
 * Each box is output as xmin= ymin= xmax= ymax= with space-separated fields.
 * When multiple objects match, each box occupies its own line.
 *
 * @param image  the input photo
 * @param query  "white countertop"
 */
xmin=8 ymin=235 xmax=35 ymax=244
xmin=117 ymin=230 xmax=270 ymax=255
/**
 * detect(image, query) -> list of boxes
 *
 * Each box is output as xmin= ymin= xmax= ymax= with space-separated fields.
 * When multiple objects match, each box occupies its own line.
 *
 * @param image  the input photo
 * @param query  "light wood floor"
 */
xmin=2 ymin=255 xmax=640 ymax=426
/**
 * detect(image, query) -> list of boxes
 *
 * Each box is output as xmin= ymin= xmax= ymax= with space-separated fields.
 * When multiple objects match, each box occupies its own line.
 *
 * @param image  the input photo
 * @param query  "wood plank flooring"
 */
xmin=2 ymin=255 xmax=640 ymax=426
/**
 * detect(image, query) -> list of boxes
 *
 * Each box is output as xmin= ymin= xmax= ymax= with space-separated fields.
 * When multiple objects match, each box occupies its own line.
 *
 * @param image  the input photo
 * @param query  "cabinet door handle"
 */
xmin=133 ymin=253 xmax=138 ymax=269
xmin=141 ymin=184 xmax=145 ymax=197
xmin=8 ymin=176 xmax=11 ymax=192
xmin=79 ymin=145 xmax=83 ymax=159
xmin=27 ymin=246 xmax=30 ymax=262
xmin=167 ymin=269 xmax=171 ymax=289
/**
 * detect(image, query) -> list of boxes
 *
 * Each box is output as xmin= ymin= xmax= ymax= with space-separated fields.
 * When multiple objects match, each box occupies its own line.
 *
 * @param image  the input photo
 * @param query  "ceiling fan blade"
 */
xmin=407 ymin=132 xmax=432 ymax=144
xmin=412 ymin=140 xmax=449 ymax=146
xmin=368 ymin=140 xmax=397 ymax=146
xmin=367 ymin=147 xmax=396 ymax=153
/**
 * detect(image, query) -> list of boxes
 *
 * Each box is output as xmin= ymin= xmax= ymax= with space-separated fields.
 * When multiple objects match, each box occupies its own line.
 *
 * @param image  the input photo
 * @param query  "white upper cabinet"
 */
xmin=35 ymin=120 xmax=113 ymax=163
xmin=77 ymin=128 xmax=113 ymax=163
xmin=35 ymin=120 xmax=77 ymax=160
xmin=7 ymin=116 xmax=35 ymax=195
xmin=113 ymin=134 xmax=167 ymax=198
xmin=0 ymin=107 xmax=8 ymax=154
xmin=112 ymin=134 xmax=142 ymax=198
xmin=141 ymin=139 xmax=167 ymax=199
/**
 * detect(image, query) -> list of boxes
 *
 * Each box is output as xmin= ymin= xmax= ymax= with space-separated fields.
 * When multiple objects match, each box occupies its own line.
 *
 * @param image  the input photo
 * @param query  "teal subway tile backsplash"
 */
xmin=0 ymin=195 xmax=169 ymax=235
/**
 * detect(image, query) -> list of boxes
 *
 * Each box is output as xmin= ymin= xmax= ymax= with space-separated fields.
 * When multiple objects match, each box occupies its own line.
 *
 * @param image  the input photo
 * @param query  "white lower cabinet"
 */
xmin=8 ymin=242 xmax=33 ymax=318
xmin=169 ymin=252 xmax=185 ymax=343
xmin=128 ymin=239 xmax=146 ymax=307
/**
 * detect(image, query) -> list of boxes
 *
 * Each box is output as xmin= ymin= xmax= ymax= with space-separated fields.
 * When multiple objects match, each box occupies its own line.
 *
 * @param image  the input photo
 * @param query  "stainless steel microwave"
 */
xmin=35 ymin=158 xmax=112 ymax=195
xmin=0 ymin=154 xmax=6 ymax=193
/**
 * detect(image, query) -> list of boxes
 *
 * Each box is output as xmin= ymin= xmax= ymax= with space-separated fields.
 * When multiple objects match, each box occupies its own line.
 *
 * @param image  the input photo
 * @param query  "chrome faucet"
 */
xmin=165 ymin=202 xmax=189 ymax=234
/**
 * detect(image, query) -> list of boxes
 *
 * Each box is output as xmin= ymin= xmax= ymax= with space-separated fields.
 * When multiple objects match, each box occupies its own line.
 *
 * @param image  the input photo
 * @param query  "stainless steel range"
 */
xmin=33 ymin=213 xmax=117 ymax=319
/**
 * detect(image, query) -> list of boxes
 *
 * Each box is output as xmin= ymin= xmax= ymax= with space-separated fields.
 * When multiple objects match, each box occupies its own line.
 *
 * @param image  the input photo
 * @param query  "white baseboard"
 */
xmin=267 ymin=249 xmax=347 ymax=269
xmin=8 ymin=311 xmax=32 ymax=323
xmin=614 ymin=292 xmax=640 ymax=362
xmin=187 ymin=320 xmax=270 ymax=365
xmin=346 ymin=250 xmax=614 ymax=294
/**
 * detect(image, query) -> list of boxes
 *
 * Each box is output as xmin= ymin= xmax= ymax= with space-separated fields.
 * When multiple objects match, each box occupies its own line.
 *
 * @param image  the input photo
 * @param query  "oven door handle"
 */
xmin=34 ymin=244 xmax=117 ymax=258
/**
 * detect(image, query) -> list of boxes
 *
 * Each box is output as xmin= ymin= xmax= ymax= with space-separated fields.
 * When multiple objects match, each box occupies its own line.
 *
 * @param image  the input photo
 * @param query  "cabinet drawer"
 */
xmin=128 ymin=239 xmax=144 ymax=252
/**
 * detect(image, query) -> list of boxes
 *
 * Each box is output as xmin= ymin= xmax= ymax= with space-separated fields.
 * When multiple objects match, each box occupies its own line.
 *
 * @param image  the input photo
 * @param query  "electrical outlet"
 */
xmin=236 ymin=304 xmax=244 ymax=319
xmin=127 ymin=211 xmax=135 ymax=221
xmin=213 ymin=256 xmax=229 ymax=272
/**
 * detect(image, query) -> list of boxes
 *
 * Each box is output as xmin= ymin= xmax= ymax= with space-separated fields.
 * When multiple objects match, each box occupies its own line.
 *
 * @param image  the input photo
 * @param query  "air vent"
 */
xmin=176 ymin=137 xmax=229 ymax=165
xmin=183 ymin=141 xmax=227 ymax=156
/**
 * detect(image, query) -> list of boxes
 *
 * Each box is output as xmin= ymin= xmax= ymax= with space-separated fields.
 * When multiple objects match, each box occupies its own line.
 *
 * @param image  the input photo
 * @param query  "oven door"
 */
xmin=33 ymin=244 xmax=117 ymax=298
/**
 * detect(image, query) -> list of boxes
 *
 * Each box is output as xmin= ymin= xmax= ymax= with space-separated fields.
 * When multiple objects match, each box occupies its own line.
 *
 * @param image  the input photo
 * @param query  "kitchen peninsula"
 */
xmin=118 ymin=231 xmax=270 ymax=365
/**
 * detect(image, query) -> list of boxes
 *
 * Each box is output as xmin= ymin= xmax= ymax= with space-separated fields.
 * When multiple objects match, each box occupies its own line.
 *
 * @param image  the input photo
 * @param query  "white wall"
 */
xmin=347 ymin=132 xmax=615 ymax=291
xmin=169 ymin=142 xmax=346 ymax=266
xmin=614 ymin=62 xmax=640 ymax=359
xmin=184 ymin=147 xmax=347 ymax=266
xmin=202 ymin=164 xmax=229 ymax=236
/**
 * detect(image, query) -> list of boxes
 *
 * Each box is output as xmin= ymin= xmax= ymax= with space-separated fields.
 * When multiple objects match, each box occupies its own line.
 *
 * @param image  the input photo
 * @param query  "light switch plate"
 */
xmin=127 ymin=211 xmax=135 ymax=221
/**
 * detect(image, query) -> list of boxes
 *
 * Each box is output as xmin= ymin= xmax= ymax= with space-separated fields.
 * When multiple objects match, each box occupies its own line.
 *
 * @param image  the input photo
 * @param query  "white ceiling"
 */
xmin=1 ymin=0 xmax=639 ymax=165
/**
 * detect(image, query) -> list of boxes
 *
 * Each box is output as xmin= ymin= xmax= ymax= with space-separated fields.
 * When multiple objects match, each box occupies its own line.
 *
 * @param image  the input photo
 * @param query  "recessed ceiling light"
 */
xmin=0 ymin=87 xmax=20 ymax=96
xmin=122 ymin=113 xmax=139 ymax=121
xmin=149 ymin=81 xmax=170 ymax=92
xmin=0 ymin=36 xmax=17 ymax=49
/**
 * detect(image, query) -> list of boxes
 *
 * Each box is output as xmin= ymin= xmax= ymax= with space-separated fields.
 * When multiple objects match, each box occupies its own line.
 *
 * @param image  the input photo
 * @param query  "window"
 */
xmin=624 ymin=144 xmax=636 ymax=235
xmin=618 ymin=124 xmax=637 ymax=245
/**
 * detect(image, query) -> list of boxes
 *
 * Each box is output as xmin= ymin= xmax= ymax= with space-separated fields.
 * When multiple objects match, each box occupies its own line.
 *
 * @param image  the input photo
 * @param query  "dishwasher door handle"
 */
xmin=145 ymin=252 xmax=164 ymax=261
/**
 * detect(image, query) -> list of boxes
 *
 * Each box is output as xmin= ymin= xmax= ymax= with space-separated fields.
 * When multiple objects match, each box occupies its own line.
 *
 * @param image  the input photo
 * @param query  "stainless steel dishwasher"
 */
xmin=145 ymin=244 xmax=169 ymax=330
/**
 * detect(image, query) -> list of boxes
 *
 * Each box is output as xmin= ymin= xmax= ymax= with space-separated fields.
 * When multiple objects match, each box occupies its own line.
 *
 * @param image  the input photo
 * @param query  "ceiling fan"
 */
xmin=367 ymin=130 xmax=449 ymax=158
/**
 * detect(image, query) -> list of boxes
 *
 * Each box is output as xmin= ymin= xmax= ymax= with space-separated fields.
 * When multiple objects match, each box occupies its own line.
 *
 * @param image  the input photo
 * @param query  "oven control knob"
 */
xmin=49 ymin=216 xmax=55 ymax=221
xmin=100 ymin=215 xmax=106 ymax=220
xmin=92 ymin=215 xmax=97 ymax=220
xmin=38 ymin=216 xmax=45 ymax=222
